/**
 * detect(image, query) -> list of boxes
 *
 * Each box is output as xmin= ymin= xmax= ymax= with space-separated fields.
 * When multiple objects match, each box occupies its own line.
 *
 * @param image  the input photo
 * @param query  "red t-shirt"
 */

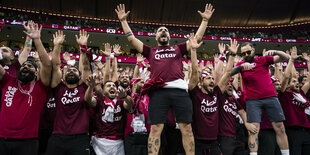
xmin=189 ymin=86 xmax=221 ymax=140
xmin=93 ymin=97 xmax=127 ymax=140
xmin=2 ymin=61 xmax=21 ymax=77
xmin=142 ymin=43 xmax=187 ymax=82
xmin=278 ymin=90 xmax=310 ymax=128
xmin=0 ymin=72 xmax=47 ymax=138
xmin=236 ymin=56 xmax=276 ymax=99
xmin=52 ymin=82 xmax=89 ymax=135
xmin=219 ymin=96 xmax=242 ymax=138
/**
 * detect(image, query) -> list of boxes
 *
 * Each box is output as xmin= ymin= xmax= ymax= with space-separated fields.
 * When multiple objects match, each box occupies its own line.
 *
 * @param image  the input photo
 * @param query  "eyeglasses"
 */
xmin=241 ymin=50 xmax=252 ymax=57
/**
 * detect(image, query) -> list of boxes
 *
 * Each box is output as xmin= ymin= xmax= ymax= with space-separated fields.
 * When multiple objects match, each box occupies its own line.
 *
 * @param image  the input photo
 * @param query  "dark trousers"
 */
xmin=286 ymin=127 xmax=310 ymax=155
xmin=195 ymin=139 xmax=221 ymax=155
xmin=38 ymin=128 xmax=53 ymax=154
xmin=0 ymin=138 xmax=38 ymax=155
xmin=46 ymin=134 xmax=90 ymax=155
xmin=124 ymin=132 xmax=149 ymax=155
xmin=218 ymin=136 xmax=247 ymax=155
xmin=258 ymin=129 xmax=281 ymax=155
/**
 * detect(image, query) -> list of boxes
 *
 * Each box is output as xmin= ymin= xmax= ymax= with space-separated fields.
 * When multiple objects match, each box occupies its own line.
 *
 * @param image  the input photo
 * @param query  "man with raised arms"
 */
xmin=115 ymin=3 xmax=214 ymax=155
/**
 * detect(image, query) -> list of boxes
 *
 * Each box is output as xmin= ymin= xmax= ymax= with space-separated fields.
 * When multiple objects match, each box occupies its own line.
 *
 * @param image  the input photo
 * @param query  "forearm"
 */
xmin=276 ymin=50 xmax=290 ymax=61
xmin=51 ymin=44 xmax=62 ymax=67
xmin=195 ymin=20 xmax=208 ymax=41
xmin=111 ymin=58 xmax=118 ymax=82
xmin=34 ymin=39 xmax=51 ymax=68
xmin=225 ymin=55 xmax=235 ymax=74
xmin=191 ymin=49 xmax=198 ymax=77
xmin=133 ymin=63 xmax=139 ymax=78
xmin=103 ymin=58 xmax=111 ymax=83
xmin=85 ymin=86 xmax=96 ymax=107
xmin=121 ymin=20 xmax=135 ymax=40
xmin=19 ymin=36 xmax=32 ymax=64
xmin=124 ymin=95 xmax=133 ymax=110
xmin=231 ymin=66 xmax=242 ymax=76
xmin=81 ymin=52 xmax=92 ymax=81
xmin=94 ymin=85 xmax=104 ymax=98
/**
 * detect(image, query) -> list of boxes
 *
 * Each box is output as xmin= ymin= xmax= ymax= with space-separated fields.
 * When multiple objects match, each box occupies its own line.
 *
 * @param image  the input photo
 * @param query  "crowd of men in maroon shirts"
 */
xmin=0 ymin=3 xmax=310 ymax=155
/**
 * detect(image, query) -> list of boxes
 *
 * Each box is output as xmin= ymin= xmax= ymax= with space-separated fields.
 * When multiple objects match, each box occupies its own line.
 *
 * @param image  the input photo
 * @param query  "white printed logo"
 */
xmin=4 ymin=86 xmax=17 ymax=107
xmin=61 ymin=88 xmax=80 ymax=105
xmin=154 ymin=47 xmax=177 ymax=60
xmin=200 ymin=97 xmax=217 ymax=113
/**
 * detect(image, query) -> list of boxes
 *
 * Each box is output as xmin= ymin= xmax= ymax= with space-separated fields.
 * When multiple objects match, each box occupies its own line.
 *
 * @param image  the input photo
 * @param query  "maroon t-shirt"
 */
xmin=189 ymin=86 xmax=221 ymax=140
xmin=52 ymin=82 xmax=89 ymax=135
xmin=236 ymin=56 xmax=276 ymax=99
xmin=93 ymin=97 xmax=127 ymax=140
xmin=39 ymin=89 xmax=56 ymax=130
xmin=2 ymin=61 xmax=21 ymax=77
xmin=219 ymin=96 xmax=242 ymax=138
xmin=278 ymin=90 xmax=310 ymax=128
xmin=142 ymin=43 xmax=187 ymax=82
xmin=0 ymin=72 xmax=47 ymax=138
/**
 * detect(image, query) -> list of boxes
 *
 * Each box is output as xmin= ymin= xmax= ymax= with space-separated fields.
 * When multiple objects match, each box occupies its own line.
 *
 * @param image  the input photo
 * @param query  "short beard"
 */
xmin=17 ymin=70 xmax=35 ymax=84
xmin=65 ymin=75 xmax=80 ymax=84
xmin=158 ymin=39 xmax=168 ymax=46
xmin=120 ymin=81 xmax=129 ymax=88
xmin=244 ymin=56 xmax=254 ymax=62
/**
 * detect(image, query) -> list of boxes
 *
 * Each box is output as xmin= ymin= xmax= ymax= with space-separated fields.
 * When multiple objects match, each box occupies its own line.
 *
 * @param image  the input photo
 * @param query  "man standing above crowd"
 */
xmin=115 ymin=3 xmax=214 ymax=155
xmin=232 ymin=42 xmax=290 ymax=155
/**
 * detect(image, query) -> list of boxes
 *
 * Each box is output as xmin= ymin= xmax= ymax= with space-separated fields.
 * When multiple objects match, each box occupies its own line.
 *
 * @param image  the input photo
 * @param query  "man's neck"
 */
xmin=65 ymin=82 xmax=79 ymax=88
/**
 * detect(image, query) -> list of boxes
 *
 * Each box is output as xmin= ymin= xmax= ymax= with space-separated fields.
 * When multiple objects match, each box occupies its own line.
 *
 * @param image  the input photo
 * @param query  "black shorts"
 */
xmin=46 ymin=134 xmax=90 ymax=155
xmin=195 ymin=140 xmax=221 ymax=155
xmin=148 ymin=88 xmax=192 ymax=124
xmin=0 ymin=138 xmax=38 ymax=155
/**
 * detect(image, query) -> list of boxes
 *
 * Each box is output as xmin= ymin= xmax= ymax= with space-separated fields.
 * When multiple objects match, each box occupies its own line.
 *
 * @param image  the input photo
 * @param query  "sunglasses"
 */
xmin=241 ymin=50 xmax=252 ymax=57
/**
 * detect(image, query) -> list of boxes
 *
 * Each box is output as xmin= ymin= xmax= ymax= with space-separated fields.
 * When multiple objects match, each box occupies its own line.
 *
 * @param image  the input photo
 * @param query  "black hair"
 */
xmin=240 ymin=42 xmax=254 ymax=48
xmin=298 ymin=76 xmax=306 ymax=83
xmin=103 ymin=80 xmax=114 ymax=88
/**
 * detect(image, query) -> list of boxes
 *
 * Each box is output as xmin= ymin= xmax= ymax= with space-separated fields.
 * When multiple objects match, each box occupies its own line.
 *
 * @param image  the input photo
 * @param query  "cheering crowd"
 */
xmin=0 ymin=3 xmax=310 ymax=155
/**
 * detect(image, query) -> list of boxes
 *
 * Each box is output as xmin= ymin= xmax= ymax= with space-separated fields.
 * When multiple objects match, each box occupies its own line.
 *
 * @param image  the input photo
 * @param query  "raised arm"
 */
xmin=218 ymin=40 xmax=239 ymax=93
xmin=102 ymin=43 xmax=112 ymax=83
xmin=188 ymin=33 xmax=203 ymax=91
xmin=302 ymin=53 xmax=310 ymax=94
xmin=115 ymin=4 xmax=143 ymax=53
xmin=265 ymin=50 xmax=290 ymax=64
xmin=76 ymin=30 xmax=92 ymax=84
xmin=111 ymin=44 xmax=120 ymax=82
xmin=214 ymin=43 xmax=225 ymax=85
xmin=0 ymin=64 xmax=5 ymax=81
xmin=280 ymin=47 xmax=298 ymax=93
xmin=85 ymin=75 xmax=98 ymax=107
xmin=50 ymin=30 xmax=65 ymax=88
xmin=24 ymin=23 xmax=51 ymax=86
xmin=186 ymin=3 xmax=214 ymax=51
xmin=19 ymin=21 xmax=33 ymax=65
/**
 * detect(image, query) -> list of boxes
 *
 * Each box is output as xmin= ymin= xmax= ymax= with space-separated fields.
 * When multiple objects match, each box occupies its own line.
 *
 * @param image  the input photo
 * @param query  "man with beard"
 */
xmin=46 ymin=30 xmax=92 ymax=155
xmin=115 ymin=3 xmax=215 ymax=154
xmin=231 ymin=42 xmax=290 ymax=155
xmin=218 ymin=79 xmax=258 ymax=155
xmin=0 ymin=22 xmax=51 ymax=155
xmin=118 ymin=72 xmax=131 ymax=93
xmin=189 ymin=36 xmax=240 ymax=154
xmin=278 ymin=46 xmax=310 ymax=155
xmin=85 ymin=76 xmax=133 ymax=155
